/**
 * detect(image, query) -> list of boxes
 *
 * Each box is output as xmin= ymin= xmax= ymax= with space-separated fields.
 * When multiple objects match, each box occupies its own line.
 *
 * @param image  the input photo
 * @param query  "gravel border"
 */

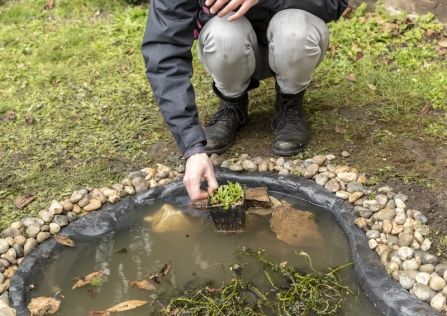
xmin=8 ymin=168 xmax=443 ymax=316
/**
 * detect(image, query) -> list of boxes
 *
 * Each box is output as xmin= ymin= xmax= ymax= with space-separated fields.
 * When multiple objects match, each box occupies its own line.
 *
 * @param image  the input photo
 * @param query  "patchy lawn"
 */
xmin=0 ymin=0 xmax=446 ymax=237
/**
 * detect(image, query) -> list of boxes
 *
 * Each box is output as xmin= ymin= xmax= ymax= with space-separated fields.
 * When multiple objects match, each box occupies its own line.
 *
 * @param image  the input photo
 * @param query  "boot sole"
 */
xmin=204 ymin=140 xmax=234 ymax=156
xmin=272 ymin=145 xmax=305 ymax=157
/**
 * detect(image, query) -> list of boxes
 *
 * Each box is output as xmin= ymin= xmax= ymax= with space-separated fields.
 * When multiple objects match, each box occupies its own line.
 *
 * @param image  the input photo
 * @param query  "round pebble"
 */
xmin=398 ymin=247 xmax=414 ymax=261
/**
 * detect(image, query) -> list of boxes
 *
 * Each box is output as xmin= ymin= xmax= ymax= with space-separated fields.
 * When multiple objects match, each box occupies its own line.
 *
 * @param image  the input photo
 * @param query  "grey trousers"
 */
xmin=197 ymin=9 xmax=330 ymax=98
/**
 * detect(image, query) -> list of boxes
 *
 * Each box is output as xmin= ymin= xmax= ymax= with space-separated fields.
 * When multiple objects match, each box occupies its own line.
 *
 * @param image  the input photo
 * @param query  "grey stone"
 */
xmin=176 ymin=164 xmax=185 ymax=173
xmin=385 ymin=200 xmax=396 ymax=209
xmin=242 ymin=160 xmax=258 ymax=172
xmin=371 ymin=224 xmax=382 ymax=232
xmin=128 ymin=171 xmax=146 ymax=180
xmin=276 ymin=157 xmax=285 ymax=166
xmin=398 ymin=233 xmax=413 ymax=247
xmin=112 ymin=184 xmax=124 ymax=191
xmin=78 ymin=188 xmax=88 ymax=195
xmin=413 ymin=283 xmax=431 ymax=301
xmin=415 ymin=251 xmax=439 ymax=266
xmin=324 ymin=178 xmax=340 ymax=192
xmin=24 ymin=238 xmax=38 ymax=256
xmin=1 ymin=228 xmax=21 ymax=239
xmin=257 ymin=160 xmax=269 ymax=172
xmin=132 ymin=177 xmax=149 ymax=193
xmin=36 ymin=232 xmax=51 ymax=243
xmin=435 ymin=263 xmax=447 ymax=277
xmin=377 ymin=208 xmax=396 ymax=221
xmin=25 ymin=225 xmax=40 ymax=239
xmin=229 ymin=163 xmax=243 ymax=172
xmin=366 ymin=230 xmax=380 ymax=239
xmin=69 ymin=191 xmax=83 ymax=203
xmin=394 ymin=193 xmax=408 ymax=202
xmin=419 ymin=264 xmax=435 ymax=274
xmin=346 ymin=181 xmax=363 ymax=193
xmin=0 ymin=241 xmax=8 ymax=255
xmin=49 ymin=223 xmax=61 ymax=234
xmin=315 ymin=174 xmax=328 ymax=186
xmin=66 ymin=212 xmax=77 ymax=222
xmin=398 ymin=247 xmax=414 ymax=261
xmin=77 ymin=196 xmax=90 ymax=208
xmin=155 ymin=171 xmax=169 ymax=181
xmin=21 ymin=217 xmax=44 ymax=228
xmin=1 ymin=254 xmax=16 ymax=265
xmin=40 ymin=211 xmax=54 ymax=223
xmin=12 ymin=244 xmax=24 ymax=258
xmin=360 ymin=208 xmax=373 ymax=219
xmin=124 ymin=186 xmax=136 ymax=195
xmin=0 ymin=259 xmax=9 ymax=269
xmin=303 ymin=163 xmax=319 ymax=178
xmin=399 ymin=275 xmax=416 ymax=289
xmin=52 ymin=215 xmax=68 ymax=227
xmin=375 ymin=194 xmax=388 ymax=206
xmin=387 ymin=235 xmax=399 ymax=248
xmin=91 ymin=188 xmax=106 ymax=204
xmin=415 ymin=215 xmax=428 ymax=224
xmin=40 ymin=225 xmax=50 ymax=232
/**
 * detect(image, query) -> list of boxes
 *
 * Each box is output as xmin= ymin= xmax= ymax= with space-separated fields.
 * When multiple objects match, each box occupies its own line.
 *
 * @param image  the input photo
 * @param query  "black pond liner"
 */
xmin=9 ymin=168 xmax=443 ymax=316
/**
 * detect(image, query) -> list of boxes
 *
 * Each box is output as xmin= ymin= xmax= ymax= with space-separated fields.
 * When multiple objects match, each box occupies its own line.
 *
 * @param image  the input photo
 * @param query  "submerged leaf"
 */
xmin=130 ymin=280 xmax=156 ymax=291
xmin=148 ymin=261 xmax=171 ymax=283
xmin=88 ymin=311 xmax=111 ymax=316
xmin=54 ymin=235 xmax=76 ymax=247
xmin=28 ymin=297 xmax=61 ymax=316
xmin=106 ymin=300 xmax=148 ymax=312
xmin=72 ymin=270 xmax=105 ymax=289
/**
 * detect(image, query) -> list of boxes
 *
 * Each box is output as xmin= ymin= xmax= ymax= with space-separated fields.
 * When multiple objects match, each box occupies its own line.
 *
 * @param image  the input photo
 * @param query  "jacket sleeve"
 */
xmin=257 ymin=0 xmax=348 ymax=22
xmin=142 ymin=0 xmax=206 ymax=155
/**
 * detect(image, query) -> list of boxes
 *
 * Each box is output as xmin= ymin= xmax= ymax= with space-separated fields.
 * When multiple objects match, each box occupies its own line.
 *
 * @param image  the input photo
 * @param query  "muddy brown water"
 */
xmin=30 ymin=193 xmax=381 ymax=315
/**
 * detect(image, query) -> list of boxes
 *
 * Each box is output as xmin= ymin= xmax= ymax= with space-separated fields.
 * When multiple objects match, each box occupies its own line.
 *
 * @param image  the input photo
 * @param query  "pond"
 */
xmin=29 ymin=192 xmax=381 ymax=315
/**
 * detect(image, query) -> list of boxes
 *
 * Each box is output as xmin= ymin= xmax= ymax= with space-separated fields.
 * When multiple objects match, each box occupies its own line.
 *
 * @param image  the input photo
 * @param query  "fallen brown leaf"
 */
xmin=438 ymin=40 xmax=447 ymax=48
xmin=106 ymin=300 xmax=148 ymax=312
xmin=28 ymin=297 xmax=61 ymax=316
xmin=417 ymin=102 xmax=432 ymax=137
xmin=344 ymin=74 xmax=356 ymax=82
xmin=341 ymin=6 xmax=352 ymax=19
xmin=425 ymin=29 xmax=435 ymax=37
xmin=14 ymin=195 xmax=36 ymax=209
xmin=124 ymin=49 xmax=135 ymax=55
xmin=44 ymin=0 xmax=54 ymax=9
xmin=335 ymin=126 xmax=347 ymax=134
xmin=366 ymin=119 xmax=376 ymax=126
xmin=205 ymin=286 xmax=221 ymax=293
xmin=26 ymin=116 xmax=35 ymax=124
xmin=169 ymin=307 xmax=180 ymax=316
xmin=129 ymin=280 xmax=156 ymax=291
xmin=88 ymin=289 xmax=95 ymax=298
xmin=54 ymin=235 xmax=76 ymax=247
xmin=367 ymin=84 xmax=376 ymax=91
xmin=279 ymin=261 xmax=288 ymax=269
xmin=72 ymin=270 xmax=105 ymax=289
xmin=88 ymin=311 xmax=111 ymax=316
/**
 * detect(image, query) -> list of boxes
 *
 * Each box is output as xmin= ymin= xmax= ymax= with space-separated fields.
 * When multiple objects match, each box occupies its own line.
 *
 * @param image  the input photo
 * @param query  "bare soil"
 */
xmin=146 ymin=101 xmax=447 ymax=236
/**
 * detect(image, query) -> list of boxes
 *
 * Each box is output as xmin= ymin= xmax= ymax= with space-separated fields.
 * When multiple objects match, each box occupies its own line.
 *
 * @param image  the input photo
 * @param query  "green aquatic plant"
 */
xmin=157 ymin=248 xmax=355 ymax=315
xmin=210 ymin=181 xmax=245 ymax=210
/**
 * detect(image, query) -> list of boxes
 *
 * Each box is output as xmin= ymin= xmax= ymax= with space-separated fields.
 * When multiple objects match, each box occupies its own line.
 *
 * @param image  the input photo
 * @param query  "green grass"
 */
xmin=1 ymin=0 xmax=446 ymax=229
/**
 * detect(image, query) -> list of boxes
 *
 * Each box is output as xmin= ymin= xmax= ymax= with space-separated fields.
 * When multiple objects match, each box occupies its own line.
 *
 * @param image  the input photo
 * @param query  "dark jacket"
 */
xmin=142 ymin=0 xmax=348 ymax=155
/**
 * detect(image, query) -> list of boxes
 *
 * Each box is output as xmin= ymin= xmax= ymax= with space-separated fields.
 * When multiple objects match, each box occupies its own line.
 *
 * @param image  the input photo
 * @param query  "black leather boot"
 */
xmin=204 ymin=80 xmax=259 ymax=155
xmin=271 ymin=83 xmax=308 ymax=156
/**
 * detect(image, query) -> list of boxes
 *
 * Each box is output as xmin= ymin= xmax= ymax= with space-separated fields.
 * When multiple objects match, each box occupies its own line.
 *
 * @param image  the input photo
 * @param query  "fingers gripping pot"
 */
xmin=207 ymin=182 xmax=246 ymax=231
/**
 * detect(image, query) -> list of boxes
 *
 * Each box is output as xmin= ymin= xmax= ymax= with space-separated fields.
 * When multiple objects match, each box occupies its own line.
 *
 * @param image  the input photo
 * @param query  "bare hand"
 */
xmin=183 ymin=153 xmax=219 ymax=201
xmin=206 ymin=0 xmax=259 ymax=22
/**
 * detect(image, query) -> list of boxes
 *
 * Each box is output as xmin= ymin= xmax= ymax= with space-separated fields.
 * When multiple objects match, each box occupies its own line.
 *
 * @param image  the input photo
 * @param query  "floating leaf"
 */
xmin=114 ymin=248 xmax=127 ymax=254
xmin=344 ymin=74 xmax=356 ymax=82
xmin=72 ymin=270 xmax=105 ymax=289
xmin=14 ymin=195 xmax=36 ymax=209
xmin=130 ymin=280 xmax=156 ymax=291
xmin=54 ymin=235 xmax=76 ymax=247
xmin=28 ymin=297 xmax=61 ymax=316
xmin=106 ymin=300 xmax=148 ymax=312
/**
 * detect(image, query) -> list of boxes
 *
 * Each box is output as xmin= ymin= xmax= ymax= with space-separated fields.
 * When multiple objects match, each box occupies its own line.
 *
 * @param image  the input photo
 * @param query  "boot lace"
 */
xmin=205 ymin=100 xmax=247 ymax=127
xmin=271 ymin=97 xmax=301 ymax=132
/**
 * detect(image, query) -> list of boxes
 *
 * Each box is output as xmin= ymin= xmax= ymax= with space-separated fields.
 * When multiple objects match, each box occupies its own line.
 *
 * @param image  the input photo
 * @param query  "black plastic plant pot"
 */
xmin=208 ymin=185 xmax=246 ymax=232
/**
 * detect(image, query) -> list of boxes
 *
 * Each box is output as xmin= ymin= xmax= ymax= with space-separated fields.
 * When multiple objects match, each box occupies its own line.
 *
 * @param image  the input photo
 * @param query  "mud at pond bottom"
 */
xmin=29 ymin=193 xmax=380 ymax=315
